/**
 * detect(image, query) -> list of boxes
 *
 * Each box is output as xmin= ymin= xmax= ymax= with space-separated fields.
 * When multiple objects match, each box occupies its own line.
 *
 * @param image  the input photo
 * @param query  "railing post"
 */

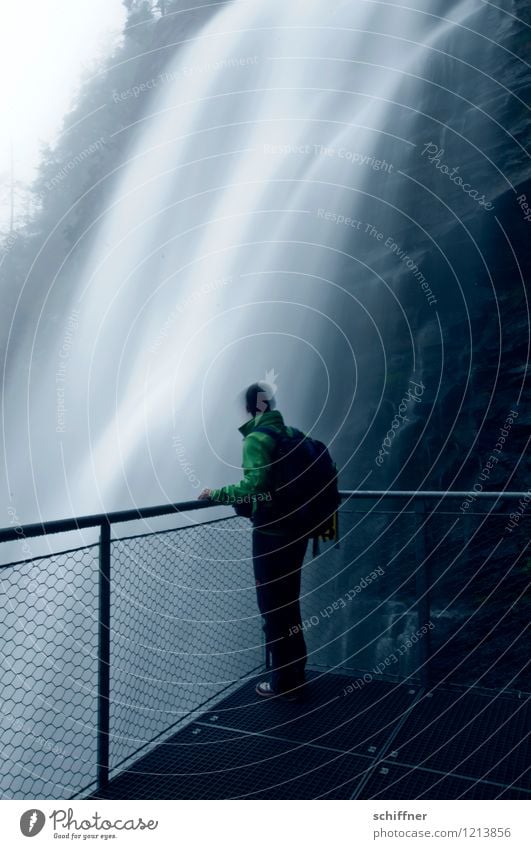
xmin=414 ymin=498 xmax=431 ymax=688
xmin=97 ymin=519 xmax=111 ymax=790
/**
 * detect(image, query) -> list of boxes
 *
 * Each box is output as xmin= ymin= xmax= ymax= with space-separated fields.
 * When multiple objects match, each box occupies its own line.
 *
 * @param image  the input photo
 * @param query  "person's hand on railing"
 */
xmin=197 ymin=488 xmax=212 ymax=500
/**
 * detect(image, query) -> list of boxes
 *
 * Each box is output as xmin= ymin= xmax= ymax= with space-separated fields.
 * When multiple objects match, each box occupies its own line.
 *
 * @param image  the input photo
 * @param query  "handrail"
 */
xmin=0 ymin=498 xmax=212 ymax=543
xmin=1 ymin=489 xmax=528 ymax=544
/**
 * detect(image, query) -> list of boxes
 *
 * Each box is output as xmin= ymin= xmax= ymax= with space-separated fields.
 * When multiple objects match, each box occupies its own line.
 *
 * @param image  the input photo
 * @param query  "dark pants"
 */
xmin=252 ymin=528 xmax=308 ymax=694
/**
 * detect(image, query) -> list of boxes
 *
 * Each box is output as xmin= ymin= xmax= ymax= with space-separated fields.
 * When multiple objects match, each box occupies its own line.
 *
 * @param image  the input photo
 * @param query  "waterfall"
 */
xmin=3 ymin=0 xmax=516 ymax=525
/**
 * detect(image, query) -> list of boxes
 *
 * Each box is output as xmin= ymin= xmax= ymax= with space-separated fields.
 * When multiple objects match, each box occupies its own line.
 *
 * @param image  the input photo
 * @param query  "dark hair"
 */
xmin=245 ymin=382 xmax=276 ymax=416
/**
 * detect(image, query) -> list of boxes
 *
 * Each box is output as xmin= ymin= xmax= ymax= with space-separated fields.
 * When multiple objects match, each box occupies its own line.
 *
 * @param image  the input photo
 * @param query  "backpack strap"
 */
xmin=254 ymin=425 xmax=304 ymax=440
xmin=253 ymin=425 xmax=279 ymax=441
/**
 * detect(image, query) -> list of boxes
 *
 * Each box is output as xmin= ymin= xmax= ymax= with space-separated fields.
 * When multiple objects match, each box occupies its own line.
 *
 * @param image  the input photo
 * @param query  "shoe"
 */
xmin=255 ymin=681 xmax=302 ymax=702
xmin=255 ymin=681 xmax=276 ymax=698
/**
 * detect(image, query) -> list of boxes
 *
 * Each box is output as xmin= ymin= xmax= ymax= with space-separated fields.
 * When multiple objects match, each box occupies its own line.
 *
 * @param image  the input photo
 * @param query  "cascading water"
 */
xmin=2 ymin=0 xmax=529 ymax=797
xmin=4 ymin=0 xmax=521 ymax=528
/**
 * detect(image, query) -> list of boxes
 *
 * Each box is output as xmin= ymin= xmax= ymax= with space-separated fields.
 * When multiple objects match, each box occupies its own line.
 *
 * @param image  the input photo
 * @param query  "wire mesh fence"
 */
xmin=0 ymin=511 xmax=264 ymax=798
xmin=301 ymin=501 xmax=530 ymax=693
xmin=0 ymin=494 xmax=528 ymax=799
xmin=420 ymin=508 xmax=529 ymax=692
xmin=109 ymin=516 xmax=263 ymax=773
xmin=0 ymin=545 xmax=99 ymax=798
xmin=301 ymin=507 xmax=420 ymax=677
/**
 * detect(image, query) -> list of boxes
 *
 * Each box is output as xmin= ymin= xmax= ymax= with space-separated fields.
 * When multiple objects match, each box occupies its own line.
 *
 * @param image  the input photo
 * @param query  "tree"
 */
xmin=123 ymin=0 xmax=155 ymax=23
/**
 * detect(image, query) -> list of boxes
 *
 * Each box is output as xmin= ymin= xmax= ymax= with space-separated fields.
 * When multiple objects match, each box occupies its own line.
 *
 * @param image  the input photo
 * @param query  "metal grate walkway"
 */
xmin=89 ymin=671 xmax=530 ymax=800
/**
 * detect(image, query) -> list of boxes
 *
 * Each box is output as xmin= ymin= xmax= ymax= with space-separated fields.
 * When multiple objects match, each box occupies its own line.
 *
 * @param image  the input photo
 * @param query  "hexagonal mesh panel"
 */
xmin=301 ymin=507 xmax=420 ymax=675
xmin=109 ymin=516 xmax=263 ymax=772
xmin=0 ymin=545 xmax=99 ymax=798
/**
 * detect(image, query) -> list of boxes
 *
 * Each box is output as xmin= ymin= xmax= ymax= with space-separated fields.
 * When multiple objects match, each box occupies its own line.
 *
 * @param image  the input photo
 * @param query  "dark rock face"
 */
xmin=330 ymin=1 xmax=530 ymax=495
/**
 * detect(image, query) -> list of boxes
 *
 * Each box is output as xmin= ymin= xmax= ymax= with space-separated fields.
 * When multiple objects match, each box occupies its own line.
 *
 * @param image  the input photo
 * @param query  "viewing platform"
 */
xmin=89 ymin=669 xmax=529 ymax=800
xmin=1 ymin=492 xmax=529 ymax=800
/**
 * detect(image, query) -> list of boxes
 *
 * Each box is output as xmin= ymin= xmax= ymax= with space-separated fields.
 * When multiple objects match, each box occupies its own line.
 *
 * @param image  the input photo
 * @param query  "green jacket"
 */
xmin=210 ymin=410 xmax=293 ymax=525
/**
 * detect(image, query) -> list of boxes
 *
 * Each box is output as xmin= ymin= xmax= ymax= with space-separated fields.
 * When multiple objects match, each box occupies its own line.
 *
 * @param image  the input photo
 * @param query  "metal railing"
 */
xmin=1 ymin=499 xmax=215 ymax=795
xmin=0 ymin=490 xmax=528 ymax=799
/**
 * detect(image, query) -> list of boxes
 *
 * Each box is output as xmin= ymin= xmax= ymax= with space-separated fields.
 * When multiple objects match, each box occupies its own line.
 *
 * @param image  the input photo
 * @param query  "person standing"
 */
xmin=198 ymin=382 xmax=309 ymax=701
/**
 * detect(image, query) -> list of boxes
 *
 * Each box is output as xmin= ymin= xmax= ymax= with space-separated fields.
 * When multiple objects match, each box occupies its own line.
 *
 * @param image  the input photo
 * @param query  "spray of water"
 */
xmin=5 ymin=0 xmax=483 ymax=523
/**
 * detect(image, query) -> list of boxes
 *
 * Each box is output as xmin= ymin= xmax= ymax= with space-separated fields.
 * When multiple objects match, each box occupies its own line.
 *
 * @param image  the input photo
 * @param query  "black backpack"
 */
xmin=252 ymin=426 xmax=340 ymax=537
